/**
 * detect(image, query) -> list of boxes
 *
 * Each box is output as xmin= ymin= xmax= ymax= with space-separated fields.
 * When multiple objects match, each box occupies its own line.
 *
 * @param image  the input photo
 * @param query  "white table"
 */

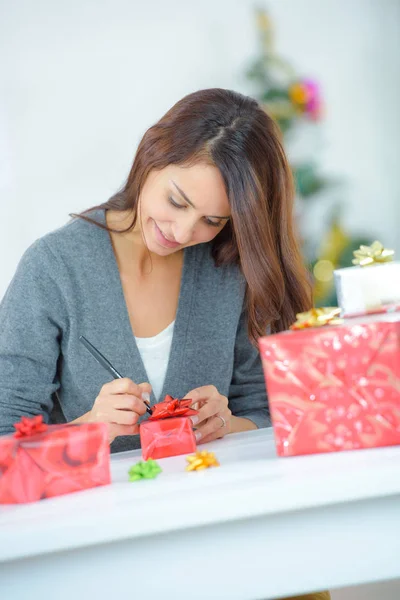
xmin=1 ymin=428 xmax=400 ymax=600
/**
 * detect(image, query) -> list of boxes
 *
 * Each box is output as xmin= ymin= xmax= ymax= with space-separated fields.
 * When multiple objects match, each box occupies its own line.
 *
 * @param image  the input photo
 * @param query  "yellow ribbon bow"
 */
xmin=290 ymin=307 xmax=342 ymax=330
xmin=185 ymin=450 xmax=220 ymax=471
xmin=352 ymin=241 xmax=395 ymax=267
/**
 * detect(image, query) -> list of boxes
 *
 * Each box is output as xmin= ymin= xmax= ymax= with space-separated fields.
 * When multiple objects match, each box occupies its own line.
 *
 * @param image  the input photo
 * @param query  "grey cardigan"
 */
xmin=0 ymin=211 xmax=270 ymax=452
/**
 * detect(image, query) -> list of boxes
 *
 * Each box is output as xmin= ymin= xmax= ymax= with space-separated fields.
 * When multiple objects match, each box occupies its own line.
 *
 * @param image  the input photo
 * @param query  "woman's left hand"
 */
xmin=183 ymin=385 xmax=232 ymax=444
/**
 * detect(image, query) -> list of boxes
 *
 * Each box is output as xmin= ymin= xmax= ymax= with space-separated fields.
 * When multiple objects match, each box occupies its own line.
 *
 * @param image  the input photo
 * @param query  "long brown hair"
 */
xmin=75 ymin=88 xmax=312 ymax=344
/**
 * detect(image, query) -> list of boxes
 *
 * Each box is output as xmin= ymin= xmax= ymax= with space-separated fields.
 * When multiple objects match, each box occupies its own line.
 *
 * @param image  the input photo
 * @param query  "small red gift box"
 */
xmin=0 ymin=416 xmax=111 ymax=504
xmin=140 ymin=396 xmax=197 ymax=460
xmin=259 ymin=315 xmax=400 ymax=457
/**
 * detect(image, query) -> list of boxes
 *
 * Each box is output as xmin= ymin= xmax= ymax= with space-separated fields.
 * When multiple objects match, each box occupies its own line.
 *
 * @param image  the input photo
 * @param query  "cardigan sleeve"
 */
xmin=228 ymin=305 xmax=271 ymax=429
xmin=0 ymin=239 xmax=67 ymax=435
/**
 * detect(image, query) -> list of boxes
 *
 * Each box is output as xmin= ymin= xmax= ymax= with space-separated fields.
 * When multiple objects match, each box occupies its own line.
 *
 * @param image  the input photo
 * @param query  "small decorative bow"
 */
xmin=352 ymin=241 xmax=395 ymax=267
xmin=290 ymin=307 xmax=342 ymax=330
xmin=186 ymin=450 xmax=220 ymax=471
xmin=128 ymin=459 xmax=162 ymax=481
xmin=13 ymin=415 xmax=48 ymax=438
xmin=149 ymin=395 xmax=197 ymax=421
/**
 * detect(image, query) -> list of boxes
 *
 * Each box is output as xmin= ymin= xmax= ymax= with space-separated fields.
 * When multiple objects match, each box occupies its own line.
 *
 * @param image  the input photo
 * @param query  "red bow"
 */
xmin=14 ymin=415 xmax=48 ymax=438
xmin=148 ymin=395 xmax=197 ymax=421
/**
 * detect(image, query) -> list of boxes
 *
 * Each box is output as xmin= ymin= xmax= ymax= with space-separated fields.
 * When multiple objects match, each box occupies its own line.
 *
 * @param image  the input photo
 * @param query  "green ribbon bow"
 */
xmin=128 ymin=459 xmax=162 ymax=482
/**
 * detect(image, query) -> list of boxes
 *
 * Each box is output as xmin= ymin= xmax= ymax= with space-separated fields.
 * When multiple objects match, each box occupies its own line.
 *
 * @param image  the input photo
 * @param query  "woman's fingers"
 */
xmin=194 ymin=411 xmax=230 ymax=442
xmin=90 ymin=379 xmax=152 ymax=444
xmin=138 ymin=382 xmax=152 ymax=399
xmin=193 ymin=395 xmax=228 ymax=425
xmin=111 ymin=394 xmax=148 ymax=414
xmin=109 ymin=407 xmax=141 ymax=426
xmin=184 ymin=385 xmax=218 ymax=404
xmin=101 ymin=378 xmax=151 ymax=400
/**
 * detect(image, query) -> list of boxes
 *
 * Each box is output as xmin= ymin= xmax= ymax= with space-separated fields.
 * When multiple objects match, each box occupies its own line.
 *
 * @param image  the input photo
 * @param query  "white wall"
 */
xmin=0 ymin=1 xmax=399 ymax=596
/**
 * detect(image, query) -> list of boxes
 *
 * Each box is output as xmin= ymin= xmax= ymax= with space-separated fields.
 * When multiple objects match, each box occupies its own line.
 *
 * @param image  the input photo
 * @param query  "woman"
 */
xmin=0 ymin=88 xmax=311 ymax=451
xmin=0 ymin=88 xmax=332 ymax=600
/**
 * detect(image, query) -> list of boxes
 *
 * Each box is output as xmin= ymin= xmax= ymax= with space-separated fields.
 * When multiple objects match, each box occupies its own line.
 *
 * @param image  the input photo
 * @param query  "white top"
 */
xmin=134 ymin=320 xmax=175 ymax=400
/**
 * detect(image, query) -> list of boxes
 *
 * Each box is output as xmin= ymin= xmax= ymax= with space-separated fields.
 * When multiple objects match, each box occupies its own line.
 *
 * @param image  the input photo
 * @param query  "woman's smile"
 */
xmin=153 ymin=220 xmax=181 ymax=249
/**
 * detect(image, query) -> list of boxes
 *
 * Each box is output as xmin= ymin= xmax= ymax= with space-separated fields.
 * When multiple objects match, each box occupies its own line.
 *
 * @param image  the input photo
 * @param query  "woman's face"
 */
xmin=138 ymin=163 xmax=231 ymax=255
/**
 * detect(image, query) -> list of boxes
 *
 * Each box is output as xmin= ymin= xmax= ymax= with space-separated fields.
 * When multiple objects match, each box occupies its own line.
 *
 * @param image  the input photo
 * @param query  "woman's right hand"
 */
xmin=77 ymin=378 xmax=152 ymax=443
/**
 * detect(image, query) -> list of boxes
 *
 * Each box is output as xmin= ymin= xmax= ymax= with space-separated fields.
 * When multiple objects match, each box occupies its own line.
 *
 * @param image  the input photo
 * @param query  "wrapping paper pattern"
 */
xmin=140 ymin=417 xmax=196 ymax=460
xmin=0 ymin=422 xmax=110 ymax=504
xmin=260 ymin=319 xmax=400 ymax=457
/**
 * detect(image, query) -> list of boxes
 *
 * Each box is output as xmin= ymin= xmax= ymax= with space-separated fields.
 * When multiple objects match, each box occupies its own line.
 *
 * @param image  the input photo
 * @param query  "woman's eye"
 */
xmin=168 ymin=196 xmax=185 ymax=209
xmin=168 ymin=196 xmax=223 ymax=228
xmin=204 ymin=218 xmax=223 ymax=228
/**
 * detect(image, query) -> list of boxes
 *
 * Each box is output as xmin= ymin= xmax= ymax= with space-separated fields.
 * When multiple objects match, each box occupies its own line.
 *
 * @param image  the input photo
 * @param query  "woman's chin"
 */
xmin=151 ymin=245 xmax=174 ymax=256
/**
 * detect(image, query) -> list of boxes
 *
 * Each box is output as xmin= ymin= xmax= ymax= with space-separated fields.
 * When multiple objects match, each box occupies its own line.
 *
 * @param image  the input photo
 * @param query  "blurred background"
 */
xmin=0 ymin=0 xmax=399 ymax=596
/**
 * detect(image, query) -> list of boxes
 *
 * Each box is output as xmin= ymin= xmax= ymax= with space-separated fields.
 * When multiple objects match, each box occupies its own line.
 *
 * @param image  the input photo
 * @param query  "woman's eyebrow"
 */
xmin=170 ymin=180 xmax=230 ymax=220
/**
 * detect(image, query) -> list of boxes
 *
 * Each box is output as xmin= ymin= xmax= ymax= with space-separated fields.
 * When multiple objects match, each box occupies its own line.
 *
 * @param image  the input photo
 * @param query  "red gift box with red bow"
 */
xmin=0 ymin=416 xmax=111 ymax=504
xmin=140 ymin=395 xmax=197 ymax=460
xmin=259 ymin=316 xmax=400 ymax=457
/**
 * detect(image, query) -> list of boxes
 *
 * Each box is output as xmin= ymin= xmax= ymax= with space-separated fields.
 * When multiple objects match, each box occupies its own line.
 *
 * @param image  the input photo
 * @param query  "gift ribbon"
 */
xmin=13 ymin=415 xmax=48 ymax=438
xmin=148 ymin=395 xmax=197 ymax=421
xmin=186 ymin=450 xmax=220 ymax=471
xmin=290 ymin=307 xmax=342 ymax=330
xmin=128 ymin=459 xmax=162 ymax=481
xmin=352 ymin=241 xmax=395 ymax=267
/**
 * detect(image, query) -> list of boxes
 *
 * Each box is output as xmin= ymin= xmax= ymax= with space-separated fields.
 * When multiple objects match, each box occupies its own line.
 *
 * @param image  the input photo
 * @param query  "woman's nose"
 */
xmin=172 ymin=217 xmax=196 ymax=245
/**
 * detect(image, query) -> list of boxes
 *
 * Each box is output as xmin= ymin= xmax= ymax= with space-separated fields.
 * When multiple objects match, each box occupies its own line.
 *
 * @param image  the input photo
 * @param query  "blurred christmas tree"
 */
xmin=246 ymin=9 xmax=371 ymax=306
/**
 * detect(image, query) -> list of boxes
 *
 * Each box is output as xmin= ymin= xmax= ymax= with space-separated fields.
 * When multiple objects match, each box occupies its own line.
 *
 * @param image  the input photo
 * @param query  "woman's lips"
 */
xmin=153 ymin=220 xmax=181 ymax=249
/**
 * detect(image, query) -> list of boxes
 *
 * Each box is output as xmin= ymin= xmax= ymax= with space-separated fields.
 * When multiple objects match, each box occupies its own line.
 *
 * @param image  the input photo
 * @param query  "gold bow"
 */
xmin=185 ymin=451 xmax=220 ymax=471
xmin=352 ymin=241 xmax=394 ymax=267
xmin=290 ymin=307 xmax=342 ymax=330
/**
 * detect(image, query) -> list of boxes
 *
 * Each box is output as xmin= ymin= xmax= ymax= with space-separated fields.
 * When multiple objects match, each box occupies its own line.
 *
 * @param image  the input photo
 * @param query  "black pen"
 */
xmin=79 ymin=335 xmax=152 ymax=415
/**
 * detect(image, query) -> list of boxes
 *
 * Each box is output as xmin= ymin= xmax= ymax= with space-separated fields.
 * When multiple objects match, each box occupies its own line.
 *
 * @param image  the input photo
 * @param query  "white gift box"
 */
xmin=334 ymin=261 xmax=400 ymax=317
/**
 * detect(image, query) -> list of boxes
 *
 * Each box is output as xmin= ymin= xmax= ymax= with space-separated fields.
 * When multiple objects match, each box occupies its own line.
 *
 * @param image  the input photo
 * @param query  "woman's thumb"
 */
xmin=138 ymin=382 xmax=152 ymax=403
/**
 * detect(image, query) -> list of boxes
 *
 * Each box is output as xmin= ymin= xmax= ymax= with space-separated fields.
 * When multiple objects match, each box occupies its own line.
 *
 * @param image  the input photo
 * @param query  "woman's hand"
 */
xmin=183 ymin=385 xmax=232 ymax=444
xmin=74 ymin=378 xmax=152 ymax=443
xmin=184 ymin=385 xmax=258 ymax=444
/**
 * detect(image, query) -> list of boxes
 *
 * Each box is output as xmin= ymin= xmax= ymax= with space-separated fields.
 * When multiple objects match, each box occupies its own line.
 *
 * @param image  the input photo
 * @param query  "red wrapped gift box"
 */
xmin=0 ymin=417 xmax=111 ymax=504
xmin=140 ymin=396 xmax=197 ymax=460
xmin=259 ymin=317 xmax=400 ymax=457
